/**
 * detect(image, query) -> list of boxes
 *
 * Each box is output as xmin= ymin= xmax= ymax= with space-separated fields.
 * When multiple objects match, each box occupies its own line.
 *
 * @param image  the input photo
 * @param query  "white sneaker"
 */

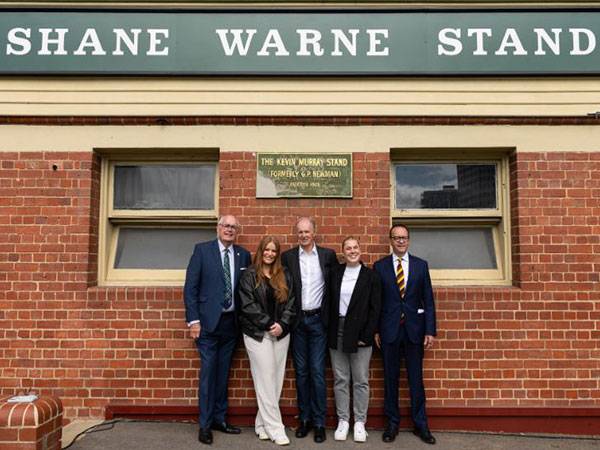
xmin=334 ymin=420 xmax=350 ymax=441
xmin=273 ymin=435 xmax=290 ymax=446
xmin=256 ymin=428 xmax=269 ymax=440
xmin=353 ymin=422 xmax=368 ymax=443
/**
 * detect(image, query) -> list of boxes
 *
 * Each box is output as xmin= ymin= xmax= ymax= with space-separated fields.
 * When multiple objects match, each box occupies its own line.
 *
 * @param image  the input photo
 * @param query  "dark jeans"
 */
xmin=292 ymin=313 xmax=327 ymax=427
xmin=196 ymin=313 xmax=237 ymax=429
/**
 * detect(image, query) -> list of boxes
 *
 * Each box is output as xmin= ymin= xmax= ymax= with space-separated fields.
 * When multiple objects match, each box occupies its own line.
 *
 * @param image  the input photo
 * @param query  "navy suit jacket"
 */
xmin=373 ymin=253 xmax=436 ymax=345
xmin=183 ymin=239 xmax=251 ymax=333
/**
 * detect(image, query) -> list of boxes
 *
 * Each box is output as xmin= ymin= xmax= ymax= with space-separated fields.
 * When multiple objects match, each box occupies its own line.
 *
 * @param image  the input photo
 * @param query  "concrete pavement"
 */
xmin=64 ymin=420 xmax=600 ymax=450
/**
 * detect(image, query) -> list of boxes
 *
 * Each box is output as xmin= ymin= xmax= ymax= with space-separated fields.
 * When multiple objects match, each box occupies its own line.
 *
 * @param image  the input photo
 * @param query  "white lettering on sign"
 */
xmin=437 ymin=26 xmax=598 ymax=57
xmin=437 ymin=28 xmax=462 ymax=55
xmin=296 ymin=29 xmax=324 ymax=56
xmin=534 ymin=28 xmax=561 ymax=55
xmin=467 ymin=28 xmax=492 ymax=55
xmin=331 ymin=29 xmax=359 ymax=56
xmin=366 ymin=29 xmax=389 ymax=56
xmin=570 ymin=28 xmax=596 ymax=55
xmin=113 ymin=28 xmax=141 ymax=56
xmin=215 ymin=29 xmax=257 ymax=56
xmin=6 ymin=28 xmax=31 ymax=55
xmin=215 ymin=28 xmax=389 ymax=56
xmin=4 ymin=27 xmax=170 ymax=56
xmin=495 ymin=28 xmax=527 ymax=56
xmin=74 ymin=28 xmax=107 ymax=55
xmin=257 ymin=29 xmax=290 ymax=56
xmin=147 ymin=29 xmax=169 ymax=56
xmin=38 ymin=28 xmax=68 ymax=55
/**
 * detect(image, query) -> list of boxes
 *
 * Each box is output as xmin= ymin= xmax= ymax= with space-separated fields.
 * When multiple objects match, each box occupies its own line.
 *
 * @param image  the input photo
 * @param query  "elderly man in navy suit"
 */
xmin=184 ymin=215 xmax=251 ymax=445
xmin=374 ymin=224 xmax=437 ymax=445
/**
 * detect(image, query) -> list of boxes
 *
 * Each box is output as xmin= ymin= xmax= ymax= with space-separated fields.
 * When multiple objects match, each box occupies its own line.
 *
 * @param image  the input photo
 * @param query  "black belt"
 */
xmin=303 ymin=308 xmax=321 ymax=316
xmin=221 ymin=311 xmax=235 ymax=316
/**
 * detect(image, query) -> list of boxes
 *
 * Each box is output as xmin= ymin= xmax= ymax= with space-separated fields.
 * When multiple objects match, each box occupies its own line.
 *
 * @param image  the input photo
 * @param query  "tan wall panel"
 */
xmin=2 ymin=78 xmax=600 ymax=116
xmin=2 ymin=124 xmax=600 ymax=152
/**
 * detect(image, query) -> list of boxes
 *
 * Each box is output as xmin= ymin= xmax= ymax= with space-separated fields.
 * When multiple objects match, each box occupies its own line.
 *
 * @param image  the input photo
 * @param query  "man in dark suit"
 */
xmin=374 ymin=224 xmax=437 ymax=445
xmin=184 ymin=215 xmax=251 ymax=445
xmin=281 ymin=217 xmax=338 ymax=443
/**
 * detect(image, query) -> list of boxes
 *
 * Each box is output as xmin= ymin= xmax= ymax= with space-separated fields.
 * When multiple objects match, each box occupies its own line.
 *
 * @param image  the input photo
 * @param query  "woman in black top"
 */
xmin=324 ymin=236 xmax=381 ymax=442
xmin=238 ymin=235 xmax=296 ymax=446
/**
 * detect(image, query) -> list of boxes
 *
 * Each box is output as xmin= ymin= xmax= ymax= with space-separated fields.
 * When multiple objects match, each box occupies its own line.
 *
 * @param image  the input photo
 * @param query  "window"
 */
xmin=98 ymin=151 xmax=218 ymax=285
xmin=392 ymin=150 xmax=511 ymax=285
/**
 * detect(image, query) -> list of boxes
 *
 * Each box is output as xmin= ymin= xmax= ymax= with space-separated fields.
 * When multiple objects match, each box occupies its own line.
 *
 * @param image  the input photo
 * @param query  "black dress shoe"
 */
xmin=212 ymin=422 xmax=241 ymax=434
xmin=313 ymin=426 xmax=326 ymax=443
xmin=413 ymin=427 xmax=436 ymax=445
xmin=382 ymin=425 xmax=399 ymax=443
xmin=198 ymin=428 xmax=213 ymax=445
xmin=295 ymin=421 xmax=312 ymax=438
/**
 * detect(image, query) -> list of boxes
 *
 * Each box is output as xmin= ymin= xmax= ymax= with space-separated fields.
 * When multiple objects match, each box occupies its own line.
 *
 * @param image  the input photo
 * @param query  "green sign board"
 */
xmin=257 ymin=153 xmax=352 ymax=198
xmin=2 ymin=9 xmax=600 ymax=74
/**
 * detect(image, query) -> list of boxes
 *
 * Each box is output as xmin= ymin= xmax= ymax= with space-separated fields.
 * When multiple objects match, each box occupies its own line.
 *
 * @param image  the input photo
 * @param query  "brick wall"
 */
xmin=1 ymin=148 xmax=599 ymax=421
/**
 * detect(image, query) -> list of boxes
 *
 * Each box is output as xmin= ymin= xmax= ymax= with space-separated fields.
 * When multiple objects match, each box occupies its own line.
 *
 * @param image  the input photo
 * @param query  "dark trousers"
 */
xmin=291 ymin=313 xmax=327 ymax=427
xmin=196 ymin=313 xmax=237 ymax=429
xmin=381 ymin=325 xmax=428 ymax=430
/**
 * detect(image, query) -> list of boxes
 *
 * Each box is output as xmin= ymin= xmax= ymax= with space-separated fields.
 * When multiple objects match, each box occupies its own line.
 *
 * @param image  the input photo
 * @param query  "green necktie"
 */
xmin=223 ymin=249 xmax=232 ymax=309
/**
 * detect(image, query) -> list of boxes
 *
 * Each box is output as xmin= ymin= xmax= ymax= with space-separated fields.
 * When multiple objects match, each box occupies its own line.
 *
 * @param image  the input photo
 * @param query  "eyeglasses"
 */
xmin=390 ymin=236 xmax=409 ymax=242
xmin=219 ymin=223 xmax=238 ymax=230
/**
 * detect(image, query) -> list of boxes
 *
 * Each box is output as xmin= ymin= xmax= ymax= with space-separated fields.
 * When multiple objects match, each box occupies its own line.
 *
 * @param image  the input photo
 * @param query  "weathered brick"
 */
xmin=1 ymin=149 xmax=599 ymax=422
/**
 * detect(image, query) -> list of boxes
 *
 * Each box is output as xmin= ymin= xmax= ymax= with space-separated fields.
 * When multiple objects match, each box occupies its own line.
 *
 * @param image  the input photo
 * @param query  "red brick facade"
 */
xmin=1 ymin=141 xmax=599 ymax=431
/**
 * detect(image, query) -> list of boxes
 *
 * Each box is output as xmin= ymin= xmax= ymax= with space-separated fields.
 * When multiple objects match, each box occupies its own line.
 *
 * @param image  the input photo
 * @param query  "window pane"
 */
xmin=114 ymin=165 xmax=216 ymax=210
xmin=408 ymin=228 xmax=497 ymax=269
xmin=114 ymin=228 xmax=216 ymax=269
xmin=395 ymin=164 xmax=496 ymax=209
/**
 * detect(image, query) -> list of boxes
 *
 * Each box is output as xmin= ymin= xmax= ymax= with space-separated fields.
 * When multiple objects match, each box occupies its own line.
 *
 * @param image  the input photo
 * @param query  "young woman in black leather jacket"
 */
xmin=238 ymin=235 xmax=296 ymax=445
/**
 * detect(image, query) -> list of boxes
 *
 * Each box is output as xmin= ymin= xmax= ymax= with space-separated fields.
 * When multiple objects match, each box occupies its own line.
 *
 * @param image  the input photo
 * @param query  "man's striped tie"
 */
xmin=396 ymin=261 xmax=406 ymax=299
xmin=396 ymin=261 xmax=406 ymax=324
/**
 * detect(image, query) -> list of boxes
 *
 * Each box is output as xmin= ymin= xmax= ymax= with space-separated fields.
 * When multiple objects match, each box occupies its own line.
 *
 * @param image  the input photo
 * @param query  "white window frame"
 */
xmin=391 ymin=148 xmax=512 ymax=286
xmin=97 ymin=149 xmax=219 ymax=286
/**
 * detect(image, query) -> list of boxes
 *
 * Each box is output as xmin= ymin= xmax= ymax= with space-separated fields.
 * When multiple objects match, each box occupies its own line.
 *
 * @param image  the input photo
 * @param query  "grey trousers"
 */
xmin=328 ymin=318 xmax=373 ymax=423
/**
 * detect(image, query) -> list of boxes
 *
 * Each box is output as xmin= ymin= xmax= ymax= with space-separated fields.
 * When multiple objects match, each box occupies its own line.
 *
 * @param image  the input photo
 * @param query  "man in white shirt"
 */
xmin=281 ymin=217 xmax=338 ymax=443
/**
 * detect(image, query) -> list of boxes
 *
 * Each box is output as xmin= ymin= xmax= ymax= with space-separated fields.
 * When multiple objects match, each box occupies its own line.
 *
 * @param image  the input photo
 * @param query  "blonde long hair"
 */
xmin=253 ymin=236 xmax=289 ymax=304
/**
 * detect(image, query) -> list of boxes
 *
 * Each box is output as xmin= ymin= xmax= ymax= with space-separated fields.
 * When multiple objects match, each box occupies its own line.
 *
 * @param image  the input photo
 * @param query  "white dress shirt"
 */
xmin=299 ymin=245 xmax=325 ymax=311
xmin=339 ymin=264 xmax=361 ymax=317
xmin=393 ymin=252 xmax=410 ymax=287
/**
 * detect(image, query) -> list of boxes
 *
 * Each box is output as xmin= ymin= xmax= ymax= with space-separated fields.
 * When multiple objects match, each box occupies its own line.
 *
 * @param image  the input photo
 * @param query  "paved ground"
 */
xmin=64 ymin=421 xmax=600 ymax=450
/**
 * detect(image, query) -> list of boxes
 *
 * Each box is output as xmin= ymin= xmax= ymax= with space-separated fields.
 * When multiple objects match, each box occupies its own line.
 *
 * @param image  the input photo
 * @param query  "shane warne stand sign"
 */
xmin=2 ymin=9 xmax=600 ymax=75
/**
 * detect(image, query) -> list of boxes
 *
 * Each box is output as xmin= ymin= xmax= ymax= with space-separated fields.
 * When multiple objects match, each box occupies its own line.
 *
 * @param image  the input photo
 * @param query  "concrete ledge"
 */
xmin=105 ymin=404 xmax=600 ymax=436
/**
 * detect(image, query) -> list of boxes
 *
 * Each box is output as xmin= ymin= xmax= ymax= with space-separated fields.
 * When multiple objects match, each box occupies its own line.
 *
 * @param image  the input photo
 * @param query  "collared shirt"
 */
xmin=393 ymin=252 xmax=410 ymax=288
xmin=339 ymin=264 xmax=361 ymax=317
xmin=299 ymin=244 xmax=325 ymax=311
xmin=218 ymin=239 xmax=236 ymax=313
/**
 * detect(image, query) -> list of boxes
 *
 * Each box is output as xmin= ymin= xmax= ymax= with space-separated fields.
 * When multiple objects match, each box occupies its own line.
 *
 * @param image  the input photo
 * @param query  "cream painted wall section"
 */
xmin=1 ymin=125 xmax=600 ymax=152
xmin=2 ymin=78 xmax=600 ymax=116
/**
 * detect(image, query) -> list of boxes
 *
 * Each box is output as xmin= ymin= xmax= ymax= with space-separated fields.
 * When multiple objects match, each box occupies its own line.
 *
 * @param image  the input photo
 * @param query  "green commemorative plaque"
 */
xmin=257 ymin=153 xmax=352 ymax=198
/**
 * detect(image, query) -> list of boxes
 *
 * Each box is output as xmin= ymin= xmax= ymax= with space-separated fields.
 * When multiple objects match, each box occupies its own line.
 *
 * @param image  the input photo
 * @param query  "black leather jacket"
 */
xmin=237 ymin=267 xmax=296 ymax=341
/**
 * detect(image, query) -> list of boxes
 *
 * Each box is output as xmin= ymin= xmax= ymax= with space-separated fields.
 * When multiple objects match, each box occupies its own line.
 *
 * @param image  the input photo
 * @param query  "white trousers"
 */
xmin=244 ymin=333 xmax=290 ymax=440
